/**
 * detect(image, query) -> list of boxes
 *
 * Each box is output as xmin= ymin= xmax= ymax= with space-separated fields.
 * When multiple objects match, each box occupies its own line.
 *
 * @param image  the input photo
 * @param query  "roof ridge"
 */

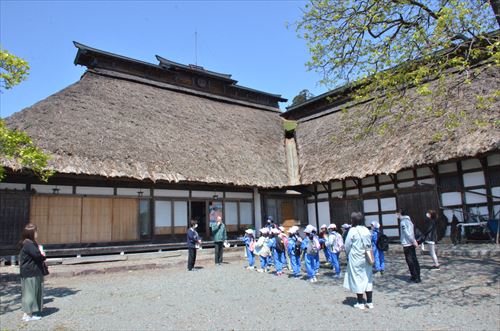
xmin=86 ymin=68 xmax=283 ymax=114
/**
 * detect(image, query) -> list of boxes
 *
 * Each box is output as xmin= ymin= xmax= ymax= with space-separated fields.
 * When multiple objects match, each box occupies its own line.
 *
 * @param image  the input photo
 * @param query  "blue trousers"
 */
xmin=245 ymin=246 xmax=255 ymax=267
xmin=305 ymin=254 xmax=319 ymax=279
xmin=330 ymin=251 xmax=340 ymax=275
xmin=259 ymin=255 xmax=268 ymax=269
xmin=374 ymin=247 xmax=385 ymax=271
xmin=273 ymin=250 xmax=283 ymax=272
xmin=322 ymin=248 xmax=331 ymax=264
xmin=290 ymin=253 xmax=301 ymax=276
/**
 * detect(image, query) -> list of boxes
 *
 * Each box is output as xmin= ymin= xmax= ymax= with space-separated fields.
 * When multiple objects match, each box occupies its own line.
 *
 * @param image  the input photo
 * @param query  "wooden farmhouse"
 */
xmin=1 ymin=42 xmax=499 ymax=256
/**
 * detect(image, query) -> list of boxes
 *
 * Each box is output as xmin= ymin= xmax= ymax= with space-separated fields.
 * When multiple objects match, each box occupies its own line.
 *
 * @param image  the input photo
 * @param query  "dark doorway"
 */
xmin=397 ymin=188 xmax=439 ymax=233
xmin=191 ymin=201 xmax=207 ymax=238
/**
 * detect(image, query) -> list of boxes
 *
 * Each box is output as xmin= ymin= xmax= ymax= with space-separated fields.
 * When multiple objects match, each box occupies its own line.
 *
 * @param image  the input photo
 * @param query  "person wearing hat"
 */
xmin=255 ymin=228 xmax=271 ymax=273
xmin=268 ymin=228 xmax=285 ymax=276
xmin=287 ymin=226 xmax=302 ymax=277
xmin=300 ymin=225 xmax=321 ymax=282
xmin=370 ymin=221 xmax=385 ymax=275
xmin=327 ymin=223 xmax=344 ymax=278
xmin=278 ymin=226 xmax=291 ymax=270
xmin=318 ymin=224 xmax=331 ymax=267
xmin=243 ymin=229 xmax=256 ymax=270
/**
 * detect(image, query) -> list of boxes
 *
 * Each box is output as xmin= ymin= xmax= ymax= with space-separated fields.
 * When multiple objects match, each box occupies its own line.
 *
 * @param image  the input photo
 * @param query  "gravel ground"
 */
xmin=1 ymin=253 xmax=499 ymax=331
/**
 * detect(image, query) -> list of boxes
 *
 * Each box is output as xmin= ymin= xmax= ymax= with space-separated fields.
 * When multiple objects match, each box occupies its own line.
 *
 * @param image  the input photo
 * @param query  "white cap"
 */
xmin=287 ymin=226 xmax=299 ymax=234
xmin=271 ymin=228 xmax=280 ymax=235
xmin=304 ymin=224 xmax=316 ymax=233
xmin=328 ymin=223 xmax=337 ymax=230
xmin=320 ymin=224 xmax=327 ymax=229
xmin=341 ymin=223 xmax=351 ymax=229
xmin=260 ymin=228 xmax=269 ymax=234
xmin=371 ymin=221 xmax=380 ymax=229
xmin=278 ymin=226 xmax=285 ymax=232
xmin=245 ymin=229 xmax=254 ymax=235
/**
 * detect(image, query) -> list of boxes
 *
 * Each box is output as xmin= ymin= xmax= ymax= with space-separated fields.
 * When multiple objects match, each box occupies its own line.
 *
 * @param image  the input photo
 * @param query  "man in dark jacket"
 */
xmin=211 ymin=216 xmax=227 ymax=265
xmin=187 ymin=220 xmax=201 ymax=271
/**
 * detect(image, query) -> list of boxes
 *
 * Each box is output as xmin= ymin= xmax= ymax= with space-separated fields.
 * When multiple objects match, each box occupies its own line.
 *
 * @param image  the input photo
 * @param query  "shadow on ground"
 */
xmin=0 ymin=281 xmax=80 ymax=314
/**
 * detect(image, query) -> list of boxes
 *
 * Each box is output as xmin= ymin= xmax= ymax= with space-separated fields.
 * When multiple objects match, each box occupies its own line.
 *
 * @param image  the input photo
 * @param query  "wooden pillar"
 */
xmin=314 ymin=183 xmax=319 ymax=228
xmin=328 ymin=181 xmax=332 ymax=223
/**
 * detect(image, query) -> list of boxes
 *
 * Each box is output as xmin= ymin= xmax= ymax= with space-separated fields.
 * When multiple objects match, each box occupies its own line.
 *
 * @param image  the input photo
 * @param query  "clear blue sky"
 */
xmin=0 ymin=0 xmax=328 ymax=118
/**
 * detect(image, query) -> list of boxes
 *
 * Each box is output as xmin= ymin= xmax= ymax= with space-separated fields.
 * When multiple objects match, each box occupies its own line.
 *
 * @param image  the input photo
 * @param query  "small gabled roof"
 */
xmin=156 ymin=55 xmax=237 ymax=83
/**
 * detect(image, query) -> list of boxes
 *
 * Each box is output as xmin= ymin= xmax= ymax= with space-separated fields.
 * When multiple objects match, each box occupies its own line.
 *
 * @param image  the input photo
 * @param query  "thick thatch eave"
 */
xmin=4 ymin=70 xmax=290 ymax=188
xmin=294 ymin=63 xmax=500 ymax=185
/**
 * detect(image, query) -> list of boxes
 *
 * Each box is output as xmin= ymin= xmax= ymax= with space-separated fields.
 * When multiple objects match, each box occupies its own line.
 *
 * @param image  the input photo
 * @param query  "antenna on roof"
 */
xmin=195 ymin=29 xmax=198 ymax=66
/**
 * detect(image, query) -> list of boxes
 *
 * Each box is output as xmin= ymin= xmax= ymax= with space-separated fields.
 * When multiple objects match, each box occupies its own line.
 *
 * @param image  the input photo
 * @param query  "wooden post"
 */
xmin=314 ymin=183 xmax=319 ymax=228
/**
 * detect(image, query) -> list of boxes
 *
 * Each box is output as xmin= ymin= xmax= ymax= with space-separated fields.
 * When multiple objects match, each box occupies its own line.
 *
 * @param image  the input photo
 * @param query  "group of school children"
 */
xmin=242 ymin=222 xmax=346 ymax=283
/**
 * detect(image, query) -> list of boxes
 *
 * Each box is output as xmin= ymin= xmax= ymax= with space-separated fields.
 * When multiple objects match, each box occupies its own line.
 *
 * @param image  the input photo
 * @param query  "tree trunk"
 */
xmin=490 ymin=0 xmax=500 ymax=28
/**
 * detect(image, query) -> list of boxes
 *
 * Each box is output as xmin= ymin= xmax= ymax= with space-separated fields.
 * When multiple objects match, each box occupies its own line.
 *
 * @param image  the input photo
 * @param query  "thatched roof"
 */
xmin=5 ymin=69 xmax=289 ymax=188
xmin=293 ymin=63 xmax=500 ymax=185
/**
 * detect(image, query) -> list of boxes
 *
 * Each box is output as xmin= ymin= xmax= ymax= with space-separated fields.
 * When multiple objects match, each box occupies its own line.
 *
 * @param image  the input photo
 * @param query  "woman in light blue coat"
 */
xmin=343 ymin=212 xmax=374 ymax=310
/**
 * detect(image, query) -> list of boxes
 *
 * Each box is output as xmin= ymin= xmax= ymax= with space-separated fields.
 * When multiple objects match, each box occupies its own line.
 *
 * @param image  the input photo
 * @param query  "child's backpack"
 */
xmin=376 ymin=233 xmax=389 ymax=251
xmin=275 ymin=236 xmax=285 ymax=252
xmin=292 ymin=238 xmax=301 ymax=255
xmin=306 ymin=238 xmax=319 ymax=255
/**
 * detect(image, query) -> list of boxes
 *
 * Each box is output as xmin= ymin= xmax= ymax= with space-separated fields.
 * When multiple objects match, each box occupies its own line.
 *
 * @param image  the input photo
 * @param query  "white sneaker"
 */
xmin=354 ymin=303 xmax=366 ymax=310
xmin=366 ymin=303 xmax=374 ymax=309
xmin=23 ymin=314 xmax=41 ymax=321
xmin=257 ymin=269 xmax=264 ymax=273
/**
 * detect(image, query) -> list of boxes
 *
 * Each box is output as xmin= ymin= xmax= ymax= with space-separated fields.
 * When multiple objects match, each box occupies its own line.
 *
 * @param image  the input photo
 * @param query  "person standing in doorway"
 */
xmin=19 ymin=223 xmax=48 ymax=321
xmin=211 ymin=216 xmax=227 ymax=265
xmin=423 ymin=210 xmax=440 ymax=269
xmin=187 ymin=220 xmax=202 ymax=271
xmin=398 ymin=209 xmax=421 ymax=283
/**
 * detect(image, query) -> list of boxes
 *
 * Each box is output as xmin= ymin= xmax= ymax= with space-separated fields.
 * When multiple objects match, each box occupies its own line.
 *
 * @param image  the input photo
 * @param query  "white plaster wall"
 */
xmin=382 ymin=213 xmax=398 ymax=227
xmin=173 ymin=201 xmax=188 ymax=226
xmin=32 ymin=184 xmax=72 ymax=194
xmin=155 ymin=201 xmax=172 ymax=227
xmin=363 ymin=199 xmax=378 ymax=213
xmin=465 ymin=189 xmax=487 ymax=204
xmin=438 ymin=163 xmax=457 ymax=173
xmin=191 ymin=191 xmax=223 ymax=198
xmin=0 ymin=183 xmax=26 ymax=190
xmin=461 ymin=159 xmax=481 ymax=170
xmin=307 ymin=203 xmax=316 ymax=226
xmin=240 ymin=202 xmax=253 ymax=225
xmin=225 ymin=192 xmax=253 ymax=199
xmin=76 ymin=186 xmax=114 ymax=195
xmin=225 ymin=202 xmax=238 ymax=225
xmin=463 ymin=171 xmax=485 ymax=187
xmin=441 ymin=192 xmax=462 ymax=206
xmin=117 ymin=188 xmax=150 ymax=196
xmin=317 ymin=201 xmax=330 ymax=225
xmin=154 ymin=189 xmax=189 ymax=197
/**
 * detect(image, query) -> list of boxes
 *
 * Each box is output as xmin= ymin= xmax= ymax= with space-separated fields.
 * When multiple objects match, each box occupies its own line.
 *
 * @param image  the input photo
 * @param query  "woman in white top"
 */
xmin=343 ymin=212 xmax=374 ymax=310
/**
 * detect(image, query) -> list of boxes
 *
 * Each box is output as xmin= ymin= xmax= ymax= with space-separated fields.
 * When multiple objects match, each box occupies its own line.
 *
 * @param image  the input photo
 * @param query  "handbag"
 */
xmin=42 ymin=261 xmax=50 ymax=276
xmin=356 ymin=227 xmax=375 ymax=265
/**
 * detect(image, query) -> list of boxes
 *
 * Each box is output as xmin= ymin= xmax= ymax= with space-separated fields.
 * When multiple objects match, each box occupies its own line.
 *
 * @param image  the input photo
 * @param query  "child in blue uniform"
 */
xmin=327 ymin=223 xmax=344 ymax=278
xmin=269 ymin=228 xmax=285 ymax=276
xmin=243 ymin=229 xmax=255 ymax=270
xmin=318 ymin=224 xmax=331 ymax=266
xmin=287 ymin=226 xmax=302 ymax=278
xmin=255 ymin=228 xmax=271 ymax=273
xmin=371 ymin=221 xmax=385 ymax=275
xmin=301 ymin=225 xmax=320 ymax=282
